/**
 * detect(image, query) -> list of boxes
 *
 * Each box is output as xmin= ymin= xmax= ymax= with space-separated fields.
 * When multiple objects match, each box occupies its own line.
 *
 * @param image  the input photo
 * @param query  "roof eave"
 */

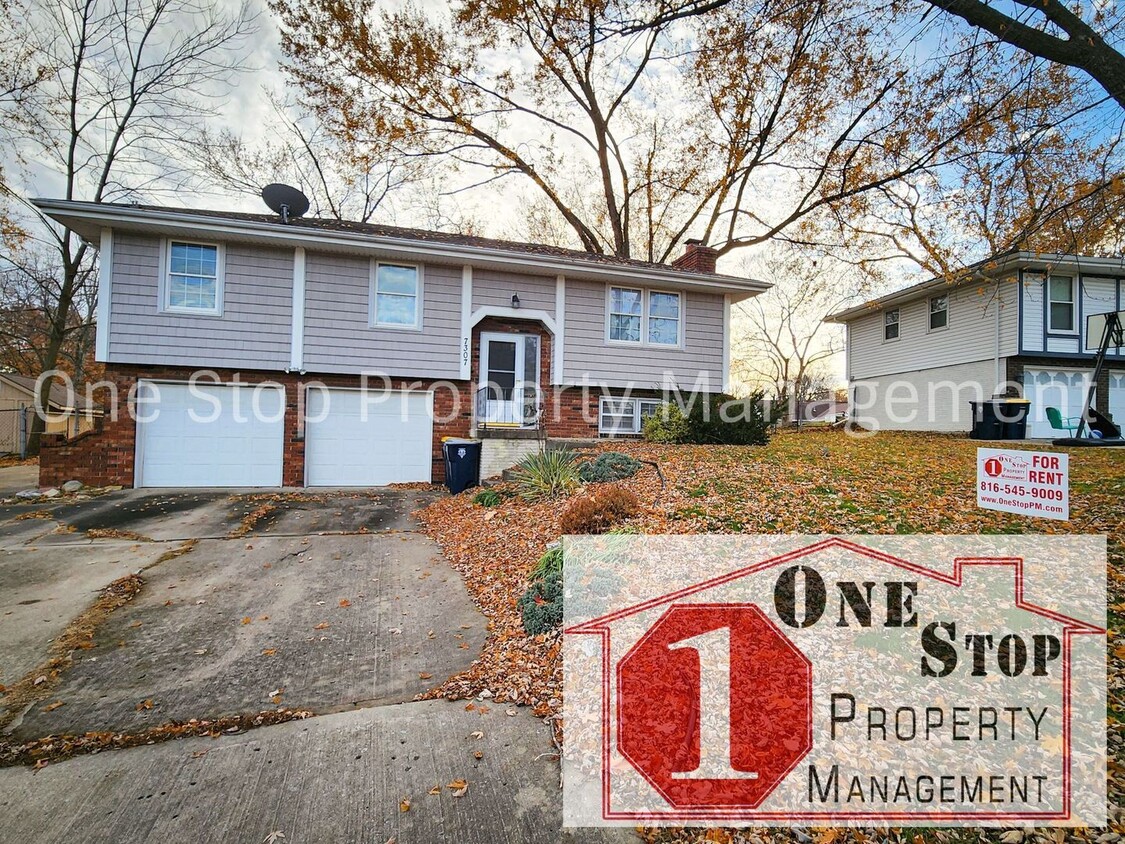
xmin=33 ymin=199 xmax=770 ymax=297
xmin=827 ymin=251 xmax=1125 ymax=323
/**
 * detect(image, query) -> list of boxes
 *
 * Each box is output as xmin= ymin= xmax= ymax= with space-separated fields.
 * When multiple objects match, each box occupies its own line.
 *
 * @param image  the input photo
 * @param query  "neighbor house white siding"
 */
xmin=1020 ymin=271 xmax=1124 ymax=356
xmin=847 ymin=277 xmax=1017 ymax=381
xmin=851 ymin=358 xmax=1005 ymax=432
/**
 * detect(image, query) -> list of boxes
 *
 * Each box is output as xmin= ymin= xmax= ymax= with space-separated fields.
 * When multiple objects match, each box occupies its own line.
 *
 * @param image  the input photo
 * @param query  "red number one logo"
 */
xmin=616 ymin=604 xmax=812 ymax=809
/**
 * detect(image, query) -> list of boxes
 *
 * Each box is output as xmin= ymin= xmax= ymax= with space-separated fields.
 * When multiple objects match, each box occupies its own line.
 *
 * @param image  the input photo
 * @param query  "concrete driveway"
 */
xmin=0 ymin=488 xmax=629 ymax=843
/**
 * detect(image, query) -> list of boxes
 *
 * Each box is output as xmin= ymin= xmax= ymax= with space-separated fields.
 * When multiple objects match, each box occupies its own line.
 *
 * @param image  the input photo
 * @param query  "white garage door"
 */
xmin=1111 ymin=374 xmax=1125 ymax=428
xmin=136 ymin=381 xmax=285 ymax=487
xmin=304 ymin=388 xmax=433 ymax=486
xmin=1023 ymin=369 xmax=1093 ymax=439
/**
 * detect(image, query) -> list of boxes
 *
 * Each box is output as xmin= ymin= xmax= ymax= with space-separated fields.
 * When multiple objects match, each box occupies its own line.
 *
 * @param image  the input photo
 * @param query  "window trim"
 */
xmin=598 ymin=396 xmax=666 ymax=435
xmin=160 ymin=239 xmax=224 ymax=316
xmin=928 ymin=294 xmax=949 ymax=332
xmin=1046 ymin=274 xmax=1077 ymax=335
xmin=883 ymin=308 xmax=900 ymax=342
xmin=605 ymin=285 xmax=684 ymax=348
xmin=370 ymin=261 xmax=424 ymax=330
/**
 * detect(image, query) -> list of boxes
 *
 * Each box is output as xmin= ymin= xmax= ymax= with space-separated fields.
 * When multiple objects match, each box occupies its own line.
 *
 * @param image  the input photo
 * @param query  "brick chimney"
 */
xmin=671 ymin=239 xmax=719 ymax=274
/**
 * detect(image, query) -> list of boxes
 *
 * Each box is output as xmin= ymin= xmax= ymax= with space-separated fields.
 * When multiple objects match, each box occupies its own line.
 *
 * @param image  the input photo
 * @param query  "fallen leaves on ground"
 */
xmin=415 ymin=430 xmax=1125 ymax=842
xmin=0 ymin=572 xmax=146 ymax=729
xmin=0 ymin=708 xmax=314 ymax=767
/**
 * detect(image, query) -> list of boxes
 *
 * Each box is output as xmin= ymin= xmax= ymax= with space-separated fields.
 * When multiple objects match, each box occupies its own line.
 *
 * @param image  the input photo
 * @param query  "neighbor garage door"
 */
xmin=304 ymin=388 xmax=434 ymax=486
xmin=1023 ymin=369 xmax=1092 ymax=439
xmin=136 ymin=381 xmax=285 ymax=487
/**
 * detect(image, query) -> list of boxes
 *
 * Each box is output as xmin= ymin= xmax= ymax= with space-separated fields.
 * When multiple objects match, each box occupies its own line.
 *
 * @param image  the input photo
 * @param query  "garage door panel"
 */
xmin=137 ymin=382 xmax=284 ymax=488
xmin=305 ymin=389 xmax=433 ymax=487
xmin=1024 ymin=369 xmax=1093 ymax=439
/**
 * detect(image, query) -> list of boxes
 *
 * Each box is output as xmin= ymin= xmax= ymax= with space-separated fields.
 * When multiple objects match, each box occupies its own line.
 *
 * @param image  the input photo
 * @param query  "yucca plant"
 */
xmin=511 ymin=449 xmax=580 ymax=500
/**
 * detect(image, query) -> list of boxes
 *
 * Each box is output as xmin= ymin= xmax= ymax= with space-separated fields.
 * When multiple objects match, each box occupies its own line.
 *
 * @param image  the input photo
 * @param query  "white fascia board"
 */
xmin=828 ymin=251 xmax=1125 ymax=323
xmin=34 ymin=200 xmax=770 ymax=297
xmin=95 ymin=228 xmax=113 ymax=362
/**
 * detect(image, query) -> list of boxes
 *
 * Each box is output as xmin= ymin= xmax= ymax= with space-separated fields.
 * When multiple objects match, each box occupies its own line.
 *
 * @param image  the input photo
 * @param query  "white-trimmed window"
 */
xmin=598 ymin=397 xmax=666 ymax=435
xmin=929 ymin=295 xmax=948 ymax=331
xmin=609 ymin=287 xmax=643 ymax=342
xmin=1048 ymin=275 xmax=1076 ymax=333
xmin=608 ymin=287 xmax=681 ymax=346
xmin=883 ymin=309 xmax=900 ymax=341
xmin=164 ymin=241 xmax=222 ymax=314
xmin=372 ymin=263 xmax=421 ymax=328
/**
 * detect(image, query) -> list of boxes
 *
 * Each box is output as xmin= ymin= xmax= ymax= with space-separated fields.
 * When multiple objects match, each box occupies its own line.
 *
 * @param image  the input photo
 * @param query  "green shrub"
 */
xmin=511 ymin=449 xmax=580 ymax=500
xmin=641 ymin=402 xmax=691 ymax=443
xmin=642 ymin=392 xmax=769 ymax=446
xmin=519 ymin=568 xmax=562 ymax=635
xmin=531 ymin=545 xmax=563 ymax=579
xmin=559 ymin=485 xmax=641 ymax=535
xmin=472 ymin=489 xmax=502 ymax=507
xmin=578 ymin=452 xmax=643 ymax=483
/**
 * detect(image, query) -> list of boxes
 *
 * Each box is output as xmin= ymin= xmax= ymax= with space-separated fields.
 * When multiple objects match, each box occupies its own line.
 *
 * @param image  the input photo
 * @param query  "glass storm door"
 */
xmin=480 ymin=332 xmax=540 ymax=426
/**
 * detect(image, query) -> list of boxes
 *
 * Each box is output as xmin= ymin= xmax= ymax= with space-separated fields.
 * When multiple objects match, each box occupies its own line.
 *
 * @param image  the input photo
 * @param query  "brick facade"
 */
xmin=37 ymin=331 xmax=654 ymax=488
xmin=40 ymin=365 xmax=474 ymax=489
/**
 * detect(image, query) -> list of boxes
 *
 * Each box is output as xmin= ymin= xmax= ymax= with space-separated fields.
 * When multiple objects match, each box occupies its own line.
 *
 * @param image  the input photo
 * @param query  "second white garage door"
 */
xmin=304 ymin=388 xmax=434 ymax=486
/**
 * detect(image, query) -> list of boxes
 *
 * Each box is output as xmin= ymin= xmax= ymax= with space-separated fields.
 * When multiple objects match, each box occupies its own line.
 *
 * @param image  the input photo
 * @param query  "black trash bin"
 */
xmin=970 ymin=399 xmax=1030 ymax=440
xmin=442 ymin=438 xmax=481 ymax=494
xmin=997 ymin=398 xmax=1030 ymax=440
xmin=969 ymin=400 xmax=1001 ymax=440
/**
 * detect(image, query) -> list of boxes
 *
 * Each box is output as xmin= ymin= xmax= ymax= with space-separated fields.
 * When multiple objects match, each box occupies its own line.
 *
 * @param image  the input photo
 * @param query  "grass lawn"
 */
xmin=417 ymin=429 xmax=1123 ymax=840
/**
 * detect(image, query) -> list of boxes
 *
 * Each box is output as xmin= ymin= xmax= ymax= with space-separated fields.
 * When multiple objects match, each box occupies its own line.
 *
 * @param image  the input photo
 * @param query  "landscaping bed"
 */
xmin=416 ymin=430 xmax=1124 ymax=839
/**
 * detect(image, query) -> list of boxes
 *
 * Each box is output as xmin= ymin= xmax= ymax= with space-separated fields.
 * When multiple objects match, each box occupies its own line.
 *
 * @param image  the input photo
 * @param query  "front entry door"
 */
xmin=480 ymin=332 xmax=540 ymax=426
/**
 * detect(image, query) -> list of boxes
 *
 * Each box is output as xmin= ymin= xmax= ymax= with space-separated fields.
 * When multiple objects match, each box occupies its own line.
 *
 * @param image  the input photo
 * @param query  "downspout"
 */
xmin=994 ymin=279 xmax=1001 ymax=396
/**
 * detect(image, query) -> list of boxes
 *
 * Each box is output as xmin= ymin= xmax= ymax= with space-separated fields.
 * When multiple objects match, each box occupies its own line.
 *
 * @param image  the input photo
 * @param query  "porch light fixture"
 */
xmin=511 ymin=294 xmax=521 ymax=309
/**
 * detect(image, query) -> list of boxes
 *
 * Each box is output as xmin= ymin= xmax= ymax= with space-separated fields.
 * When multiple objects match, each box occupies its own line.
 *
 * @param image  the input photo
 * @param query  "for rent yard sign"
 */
xmin=563 ymin=536 xmax=1106 ymax=827
xmin=977 ymin=448 xmax=1069 ymax=521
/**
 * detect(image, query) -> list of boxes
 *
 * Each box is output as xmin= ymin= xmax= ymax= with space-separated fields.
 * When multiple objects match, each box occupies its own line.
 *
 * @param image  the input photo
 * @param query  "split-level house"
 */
xmin=33 ymin=199 xmax=767 ymax=488
xmin=829 ymin=253 xmax=1125 ymax=438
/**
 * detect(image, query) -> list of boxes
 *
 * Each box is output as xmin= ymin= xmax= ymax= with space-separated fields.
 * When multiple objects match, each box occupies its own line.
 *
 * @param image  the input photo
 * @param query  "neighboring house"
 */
xmin=0 ymin=372 xmax=98 ymax=454
xmin=828 ymin=253 xmax=1125 ymax=438
xmin=793 ymin=399 xmax=847 ymax=425
xmin=33 ymin=199 xmax=767 ymax=488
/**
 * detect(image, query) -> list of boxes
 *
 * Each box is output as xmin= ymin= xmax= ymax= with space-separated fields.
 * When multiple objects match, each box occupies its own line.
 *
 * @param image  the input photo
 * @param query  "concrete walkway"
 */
xmin=0 ymin=700 xmax=633 ymax=844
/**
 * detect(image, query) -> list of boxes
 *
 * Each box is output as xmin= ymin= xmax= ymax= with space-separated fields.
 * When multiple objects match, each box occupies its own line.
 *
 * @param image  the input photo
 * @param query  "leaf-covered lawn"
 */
xmin=417 ymin=430 xmax=1124 ymax=838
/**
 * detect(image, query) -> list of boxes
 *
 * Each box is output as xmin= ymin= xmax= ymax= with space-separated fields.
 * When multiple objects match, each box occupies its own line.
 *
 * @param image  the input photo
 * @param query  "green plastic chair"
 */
xmin=1045 ymin=406 xmax=1081 ymax=435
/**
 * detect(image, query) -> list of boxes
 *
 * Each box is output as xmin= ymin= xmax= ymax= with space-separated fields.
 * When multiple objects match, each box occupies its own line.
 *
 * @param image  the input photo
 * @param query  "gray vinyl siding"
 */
xmin=847 ymin=278 xmax=1017 ymax=381
xmin=472 ymin=268 xmax=556 ymax=317
xmin=302 ymin=253 xmax=462 ymax=378
xmin=562 ymin=280 xmax=725 ymax=391
xmin=108 ymin=232 xmax=292 ymax=369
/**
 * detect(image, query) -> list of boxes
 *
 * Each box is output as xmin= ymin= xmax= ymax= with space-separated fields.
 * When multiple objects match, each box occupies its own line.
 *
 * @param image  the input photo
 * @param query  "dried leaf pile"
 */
xmin=417 ymin=430 xmax=1124 ymax=841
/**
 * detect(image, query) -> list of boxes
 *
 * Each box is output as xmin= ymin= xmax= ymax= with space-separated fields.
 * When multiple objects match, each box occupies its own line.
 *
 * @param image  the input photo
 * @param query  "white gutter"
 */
xmin=34 ymin=199 xmax=769 ymax=298
xmin=828 ymin=251 xmax=1125 ymax=323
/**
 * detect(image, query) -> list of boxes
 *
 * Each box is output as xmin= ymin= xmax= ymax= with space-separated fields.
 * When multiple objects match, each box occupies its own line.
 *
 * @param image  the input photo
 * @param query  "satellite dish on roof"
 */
xmin=261 ymin=183 xmax=310 ymax=224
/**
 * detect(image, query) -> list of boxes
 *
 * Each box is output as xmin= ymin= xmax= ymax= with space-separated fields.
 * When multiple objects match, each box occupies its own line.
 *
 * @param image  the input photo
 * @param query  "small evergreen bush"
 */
xmin=578 ymin=452 xmax=642 ymax=483
xmin=642 ymin=392 xmax=769 ymax=446
xmin=519 ymin=568 xmax=562 ymax=634
xmin=472 ymin=489 xmax=502 ymax=507
xmin=511 ymin=449 xmax=581 ymax=500
xmin=559 ymin=485 xmax=641 ymax=535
